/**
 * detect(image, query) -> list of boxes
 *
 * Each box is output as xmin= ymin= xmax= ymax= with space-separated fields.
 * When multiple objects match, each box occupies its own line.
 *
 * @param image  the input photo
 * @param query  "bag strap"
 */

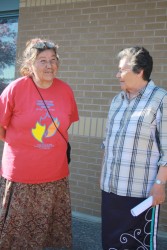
xmin=31 ymin=78 xmax=68 ymax=145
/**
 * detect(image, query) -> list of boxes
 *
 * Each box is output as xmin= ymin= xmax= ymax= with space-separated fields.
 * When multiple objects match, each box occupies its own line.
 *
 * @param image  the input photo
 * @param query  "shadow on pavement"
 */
xmin=72 ymin=216 xmax=167 ymax=250
xmin=72 ymin=217 xmax=102 ymax=250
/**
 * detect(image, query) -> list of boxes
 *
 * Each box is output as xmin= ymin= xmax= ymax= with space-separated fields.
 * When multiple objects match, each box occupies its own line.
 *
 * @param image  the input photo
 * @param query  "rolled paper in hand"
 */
xmin=131 ymin=196 xmax=153 ymax=217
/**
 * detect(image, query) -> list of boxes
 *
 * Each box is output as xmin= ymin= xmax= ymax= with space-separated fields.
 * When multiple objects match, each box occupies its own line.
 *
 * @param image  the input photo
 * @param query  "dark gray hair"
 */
xmin=117 ymin=46 xmax=153 ymax=81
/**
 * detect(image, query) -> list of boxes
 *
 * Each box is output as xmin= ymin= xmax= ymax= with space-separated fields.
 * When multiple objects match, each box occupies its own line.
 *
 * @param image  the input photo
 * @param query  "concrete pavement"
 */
xmin=72 ymin=214 xmax=167 ymax=250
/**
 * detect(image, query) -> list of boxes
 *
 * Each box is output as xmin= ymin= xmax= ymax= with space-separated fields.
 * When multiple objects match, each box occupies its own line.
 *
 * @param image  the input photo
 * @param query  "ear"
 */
xmin=138 ymin=69 xmax=144 ymax=78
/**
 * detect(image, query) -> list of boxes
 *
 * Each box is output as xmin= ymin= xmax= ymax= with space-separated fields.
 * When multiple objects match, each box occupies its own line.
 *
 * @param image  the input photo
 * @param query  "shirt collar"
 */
xmin=121 ymin=79 xmax=155 ymax=100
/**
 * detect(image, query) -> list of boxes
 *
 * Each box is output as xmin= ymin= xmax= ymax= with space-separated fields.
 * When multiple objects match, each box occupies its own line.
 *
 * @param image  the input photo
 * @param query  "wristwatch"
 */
xmin=155 ymin=179 xmax=166 ymax=185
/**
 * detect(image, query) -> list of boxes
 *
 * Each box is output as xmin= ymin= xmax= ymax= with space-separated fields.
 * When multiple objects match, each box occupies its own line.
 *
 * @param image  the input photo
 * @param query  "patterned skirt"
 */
xmin=101 ymin=191 xmax=159 ymax=250
xmin=0 ymin=176 xmax=72 ymax=250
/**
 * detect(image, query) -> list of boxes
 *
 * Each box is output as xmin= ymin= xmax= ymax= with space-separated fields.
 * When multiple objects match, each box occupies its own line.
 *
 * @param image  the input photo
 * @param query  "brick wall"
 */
xmin=10 ymin=0 xmax=167 ymax=233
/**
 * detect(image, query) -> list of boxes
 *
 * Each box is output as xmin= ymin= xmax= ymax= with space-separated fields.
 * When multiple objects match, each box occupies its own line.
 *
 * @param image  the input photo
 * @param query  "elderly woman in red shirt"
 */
xmin=0 ymin=38 xmax=79 ymax=249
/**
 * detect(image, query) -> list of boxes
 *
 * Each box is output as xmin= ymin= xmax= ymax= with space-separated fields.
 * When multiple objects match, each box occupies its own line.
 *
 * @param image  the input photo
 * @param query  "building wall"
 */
xmin=9 ymin=0 xmax=167 ymax=233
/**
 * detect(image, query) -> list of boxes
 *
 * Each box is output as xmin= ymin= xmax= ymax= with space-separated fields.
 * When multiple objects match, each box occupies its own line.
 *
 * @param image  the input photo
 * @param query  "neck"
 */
xmin=128 ymin=92 xmax=138 ymax=100
xmin=32 ymin=77 xmax=53 ymax=89
xmin=127 ymin=80 xmax=148 ymax=100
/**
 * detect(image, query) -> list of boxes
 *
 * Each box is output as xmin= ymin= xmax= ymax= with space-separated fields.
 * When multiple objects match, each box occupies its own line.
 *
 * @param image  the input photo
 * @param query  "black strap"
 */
xmin=31 ymin=78 xmax=68 ymax=144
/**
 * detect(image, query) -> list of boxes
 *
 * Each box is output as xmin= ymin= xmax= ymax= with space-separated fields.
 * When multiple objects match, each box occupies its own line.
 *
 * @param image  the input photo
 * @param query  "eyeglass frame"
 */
xmin=35 ymin=58 xmax=59 ymax=67
xmin=117 ymin=68 xmax=132 ymax=75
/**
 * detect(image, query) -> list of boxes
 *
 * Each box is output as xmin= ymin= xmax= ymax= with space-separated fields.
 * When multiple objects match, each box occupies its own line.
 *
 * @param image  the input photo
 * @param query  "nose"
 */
xmin=116 ymin=71 xmax=120 ymax=78
xmin=45 ymin=61 xmax=52 ymax=67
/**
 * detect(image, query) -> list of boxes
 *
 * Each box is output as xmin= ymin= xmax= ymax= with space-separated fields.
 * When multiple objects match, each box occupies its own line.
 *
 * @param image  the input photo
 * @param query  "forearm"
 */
xmin=0 ymin=126 xmax=6 ymax=141
xmin=149 ymin=166 xmax=167 ymax=206
xmin=156 ymin=166 xmax=167 ymax=184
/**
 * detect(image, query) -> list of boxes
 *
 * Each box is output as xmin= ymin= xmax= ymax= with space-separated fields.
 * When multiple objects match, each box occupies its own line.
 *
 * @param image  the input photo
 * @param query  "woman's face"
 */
xmin=116 ymin=57 xmax=142 ymax=94
xmin=31 ymin=49 xmax=58 ymax=85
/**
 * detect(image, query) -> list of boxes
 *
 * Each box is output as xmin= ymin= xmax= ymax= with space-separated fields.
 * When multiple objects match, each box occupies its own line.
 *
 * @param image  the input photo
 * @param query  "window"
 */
xmin=0 ymin=15 xmax=18 ymax=85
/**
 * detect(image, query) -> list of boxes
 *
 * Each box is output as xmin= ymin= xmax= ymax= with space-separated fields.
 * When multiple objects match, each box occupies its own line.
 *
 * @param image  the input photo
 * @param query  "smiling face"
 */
xmin=116 ymin=57 xmax=144 ymax=95
xmin=31 ymin=49 xmax=58 ymax=88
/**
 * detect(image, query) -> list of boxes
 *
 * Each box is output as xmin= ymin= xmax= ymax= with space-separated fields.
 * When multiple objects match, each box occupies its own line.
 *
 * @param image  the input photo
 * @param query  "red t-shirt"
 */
xmin=0 ymin=77 xmax=79 ymax=183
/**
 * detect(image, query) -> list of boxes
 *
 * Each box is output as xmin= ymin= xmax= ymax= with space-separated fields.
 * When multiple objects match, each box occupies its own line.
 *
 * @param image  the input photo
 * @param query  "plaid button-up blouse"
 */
xmin=100 ymin=80 xmax=167 ymax=198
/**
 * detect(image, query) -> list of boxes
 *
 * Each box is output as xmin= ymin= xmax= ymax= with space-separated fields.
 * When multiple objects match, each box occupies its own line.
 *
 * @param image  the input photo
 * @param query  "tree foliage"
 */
xmin=0 ymin=20 xmax=17 ymax=73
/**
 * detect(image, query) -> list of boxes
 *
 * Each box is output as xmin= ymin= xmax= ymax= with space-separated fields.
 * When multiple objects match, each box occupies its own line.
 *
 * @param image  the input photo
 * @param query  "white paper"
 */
xmin=131 ymin=196 xmax=153 ymax=217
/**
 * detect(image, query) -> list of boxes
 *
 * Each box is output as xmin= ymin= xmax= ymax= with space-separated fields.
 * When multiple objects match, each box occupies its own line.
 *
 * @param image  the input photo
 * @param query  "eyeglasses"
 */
xmin=32 ymin=41 xmax=58 ymax=50
xmin=117 ymin=68 xmax=131 ymax=74
xmin=37 ymin=58 xmax=58 ymax=67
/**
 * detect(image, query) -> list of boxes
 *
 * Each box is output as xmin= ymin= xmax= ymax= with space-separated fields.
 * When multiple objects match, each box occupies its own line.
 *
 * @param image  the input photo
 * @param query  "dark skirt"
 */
xmin=0 ymin=176 xmax=72 ymax=250
xmin=101 ymin=191 xmax=159 ymax=250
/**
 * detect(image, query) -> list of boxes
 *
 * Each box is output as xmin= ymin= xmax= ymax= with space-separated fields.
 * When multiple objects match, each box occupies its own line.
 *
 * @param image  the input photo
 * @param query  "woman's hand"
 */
xmin=150 ymin=166 xmax=167 ymax=206
xmin=149 ymin=183 xmax=166 ymax=206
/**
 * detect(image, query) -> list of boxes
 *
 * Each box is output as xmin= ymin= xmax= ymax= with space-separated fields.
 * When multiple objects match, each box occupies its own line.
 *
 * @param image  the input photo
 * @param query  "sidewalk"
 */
xmin=72 ymin=214 xmax=167 ymax=250
xmin=72 ymin=215 xmax=102 ymax=250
